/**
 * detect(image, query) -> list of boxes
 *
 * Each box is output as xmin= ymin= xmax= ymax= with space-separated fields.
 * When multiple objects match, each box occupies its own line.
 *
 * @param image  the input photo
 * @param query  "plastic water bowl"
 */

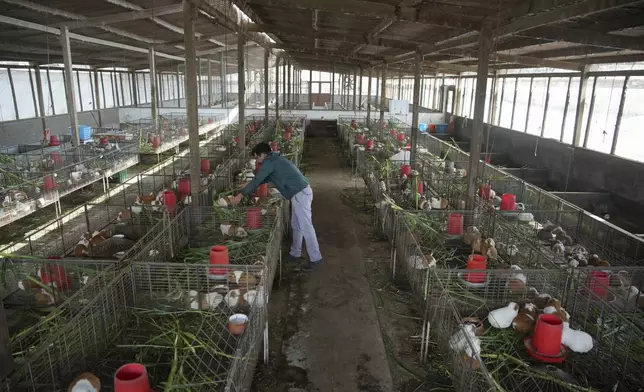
xmin=418 ymin=123 xmax=428 ymax=133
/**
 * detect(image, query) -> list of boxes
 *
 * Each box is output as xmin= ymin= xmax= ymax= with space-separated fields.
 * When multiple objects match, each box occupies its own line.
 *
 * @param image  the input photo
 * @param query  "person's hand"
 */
xmin=237 ymin=181 xmax=250 ymax=190
xmin=230 ymin=193 xmax=243 ymax=206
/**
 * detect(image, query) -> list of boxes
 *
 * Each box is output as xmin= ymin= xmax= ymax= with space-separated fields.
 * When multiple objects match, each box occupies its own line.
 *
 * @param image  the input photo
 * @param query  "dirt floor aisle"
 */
xmin=253 ymin=137 xmax=394 ymax=392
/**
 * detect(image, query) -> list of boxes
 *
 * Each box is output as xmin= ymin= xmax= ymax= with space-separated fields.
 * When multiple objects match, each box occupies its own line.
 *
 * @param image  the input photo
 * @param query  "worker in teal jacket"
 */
xmin=230 ymin=142 xmax=322 ymax=266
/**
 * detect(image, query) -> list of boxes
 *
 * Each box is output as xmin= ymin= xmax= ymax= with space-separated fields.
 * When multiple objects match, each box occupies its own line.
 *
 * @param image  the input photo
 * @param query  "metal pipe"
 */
xmin=237 ymin=33 xmax=246 ymax=153
xmin=524 ymin=77 xmax=534 ymax=132
xmin=264 ymin=49 xmax=269 ymax=122
xmin=583 ymin=77 xmax=598 ymax=148
xmin=367 ymin=68 xmax=372 ymax=124
xmin=183 ymin=0 xmax=200 ymax=206
xmin=148 ymin=45 xmax=158 ymax=130
xmin=34 ymin=65 xmax=47 ymax=130
xmin=61 ymin=26 xmax=80 ymax=146
xmin=540 ymin=77 xmax=552 ymax=137
xmin=610 ymin=76 xmax=629 ymax=155
xmin=559 ymin=76 xmax=572 ymax=142
xmin=510 ymin=77 xmax=519 ymax=130
xmin=410 ymin=53 xmax=421 ymax=168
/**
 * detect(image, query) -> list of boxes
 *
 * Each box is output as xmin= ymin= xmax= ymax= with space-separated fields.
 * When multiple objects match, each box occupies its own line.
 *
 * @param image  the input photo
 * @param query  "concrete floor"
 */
xmin=254 ymin=137 xmax=394 ymax=392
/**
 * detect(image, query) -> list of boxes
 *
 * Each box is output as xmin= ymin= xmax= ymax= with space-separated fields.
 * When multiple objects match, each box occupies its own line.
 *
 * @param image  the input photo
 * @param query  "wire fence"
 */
xmin=1 ymin=262 xmax=267 ymax=392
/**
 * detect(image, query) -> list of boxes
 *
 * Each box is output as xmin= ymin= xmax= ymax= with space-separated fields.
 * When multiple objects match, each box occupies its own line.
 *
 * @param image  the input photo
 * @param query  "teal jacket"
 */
xmin=242 ymin=153 xmax=309 ymax=200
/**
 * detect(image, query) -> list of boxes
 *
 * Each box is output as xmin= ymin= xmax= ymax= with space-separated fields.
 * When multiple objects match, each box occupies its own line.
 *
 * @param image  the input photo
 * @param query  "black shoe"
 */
xmin=303 ymin=259 xmax=323 ymax=271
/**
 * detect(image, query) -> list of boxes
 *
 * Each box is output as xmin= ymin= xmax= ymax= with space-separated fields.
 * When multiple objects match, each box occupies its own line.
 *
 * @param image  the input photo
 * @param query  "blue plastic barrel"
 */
xmin=69 ymin=125 xmax=92 ymax=140
xmin=418 ymin=123 xmax=428 ymax=133
xmin=436 ymin=124 xmax=449 ymax=134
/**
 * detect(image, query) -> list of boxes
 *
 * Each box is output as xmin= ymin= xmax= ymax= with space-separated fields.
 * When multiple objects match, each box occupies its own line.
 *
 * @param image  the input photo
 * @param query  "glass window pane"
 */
xmin=543 ymin=77 xmax=569 ymax=140
xmin=526 ymin=78 xmax=548 ymax=135
xmin=78 ymin=71 xmax=93 ymax=111
xmin=586 ymin=76 xmax=623 ymax=154
xmin=513 ymin=78 xmax=531 ymax=132
xmin=561 ymin=77 xmax=580 ymax=144
xmin=49 ymin=70 xmax=67 ymax=114
xmin=493 ymin=78 xmax=504 ymax=125
xmin=614 ymin=76 xmax=644 ymax=161
xmin=102 ymin=72 xmax=115 ymax=108
xmin=0 ymin=69 xmax=16 ymax=121
xmin=13 ymin=69 xmax=37 ymax=119
xmin=484 ymin=77 xmax=492 ymax=121
xmin=499 ymin=78 xmax=516 ymax=129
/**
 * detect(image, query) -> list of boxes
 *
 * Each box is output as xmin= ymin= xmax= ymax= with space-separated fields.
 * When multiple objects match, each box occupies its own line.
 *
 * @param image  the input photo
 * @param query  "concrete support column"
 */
xmin=352 ymin=69 xmax=357 ymax=111
xmin=366 ymin=68 xmax=372 ymax=125
xmin=309 ymin=68 xmax=313 ymax=110
xmin=131 ymin=71 xmax=138 ymax=106
xmin=331 ymin=66 xmax=335 ymax=108
xmin=93 ymin=69 xmax=103 ymax=126
xmin=275 ymin=57 xmax=280 ymax=118
xmin=183 ymin=0 xmax=200 ymax=205
xmin=176 ymin=65 xmax=181 ymax=107
xmin=398 ymin=71 xmax=402 ymax=100
xmin=60 ymin=26 xmax=80 ymax=147
xmin=208 ymin=60 xmax=213 ymax=107
xmin=410 ymin=53 xmax=421 ymax=168
xmin=572 ymin=66 xmax=590 ymax=147
xmin=287 ymin=60 xmax=291 ymax=108
xmin=379 ymin=65 xmax=387 ymax=130
xmin=358 ymin=67 xmax=363 ymax=110
xmin=466 ymin=22 xmax=492 ymax=211
xmin=148 ymin=45 xmax=158 ymax=130
xmin=282 ymin=62 xmax=287 ymax=109
xmin=34 ymin=64 xmax=48 ymax=132
xmin=264 ymin=49 xmax=269 ymax=122
xmin=238 ymin=33 xmax=246 ymax=153
xmin=220 ymin=54 xmax=226 ymax=108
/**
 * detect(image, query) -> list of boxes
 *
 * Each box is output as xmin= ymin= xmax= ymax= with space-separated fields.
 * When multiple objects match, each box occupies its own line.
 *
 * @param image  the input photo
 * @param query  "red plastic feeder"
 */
xmin=465 ymin=254 xmax=487 ymax=283
xmin=270 ymin=141 xmax=279 ymax=151
xmin=428 ymin=124 xmax=437 ymax=133
xmin=390 ymin=129 xmax=397 ymax=137
xmin=587 ymin=271 xmax=610 ymax=299
xmin=40 ymin=265 xmax=71 ymax=291
xmin=366 ymin=140 xmax=375 ymax=150
xmin=99 ymin=136 xmax=109 ymax=146
xmin=255 ymin=183 xmax=269 ymax=198
xmin=396 ymin=133 xmax=406 ymax=142
xmin=500 ymin=193 xmax=516 ymax=211
xmin=162 ymin=190 xmax=177 ymax=212
xmin=478 ymin=185 xmax=492 ymax=200
xmin=43 ymin=175 xmax=56 ymax=192
xmin=209 ymin=245 xmax=229 ymax=276
xmin=447 ymin=213 xmax=464 ymax=235
xmin=49 ymin=135 xmax=60 ymax=146
xmin=234 ymin=136 xmax=239 ymax=145
xmin=152 ymin=136 xmax=161 ymax=149
xmin=284 ymin=131 xmax=292 ymax=141
xmin=355 ymin=134 xmax=365 ymax=145
xmin=484 ymin=154 xmax=492 ymax=163
xmin=524 ymin=314 xmax=567 ymax=363
xmin=246 ymin=207 xmax=262 ymax=229
xmin=400 ymin=165 xmax=412 ymax=177
xmin=177 ymin=178 xmax=190 ymax=196
xmin=414 ymin=179 xmax=424 ymax=195
xmin=200 ymin=158 xmax=211 ymax=175
xmin=114 ymin=363 xmax=151 ymax=392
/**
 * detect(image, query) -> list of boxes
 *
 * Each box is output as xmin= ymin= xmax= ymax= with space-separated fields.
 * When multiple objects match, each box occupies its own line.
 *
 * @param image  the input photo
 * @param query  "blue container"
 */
xmin=418 ymin=123 xmax=428 ymax=133
xmin=435 ymin=124 xmax=449 ymax=134
xmin=69 ymin=125 xmax=92 ymax=140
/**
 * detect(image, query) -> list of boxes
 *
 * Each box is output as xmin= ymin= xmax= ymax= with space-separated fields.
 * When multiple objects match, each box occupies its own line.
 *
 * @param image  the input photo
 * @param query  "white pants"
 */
xmin=289 ymin=186 xmax=322 ymax=262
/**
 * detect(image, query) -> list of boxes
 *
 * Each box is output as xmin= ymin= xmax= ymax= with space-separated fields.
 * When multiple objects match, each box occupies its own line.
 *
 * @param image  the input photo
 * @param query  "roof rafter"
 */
xmin=521 ymin=26 xmax=644 ymax=51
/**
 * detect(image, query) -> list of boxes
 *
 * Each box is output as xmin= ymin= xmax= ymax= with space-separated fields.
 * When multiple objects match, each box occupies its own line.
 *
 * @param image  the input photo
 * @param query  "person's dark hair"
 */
xmin=252 ymin=142 xmax=272 ymax=157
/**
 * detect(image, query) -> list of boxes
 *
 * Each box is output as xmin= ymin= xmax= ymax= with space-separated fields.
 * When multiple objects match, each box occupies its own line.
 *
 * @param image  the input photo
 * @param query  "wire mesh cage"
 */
xmin=2 ymin=261 xmax=268 ymax=392
xmin=420 ymin=267 xmax=644 ymax=392
xmin=1 ymin=258 xmax=118 ymax=368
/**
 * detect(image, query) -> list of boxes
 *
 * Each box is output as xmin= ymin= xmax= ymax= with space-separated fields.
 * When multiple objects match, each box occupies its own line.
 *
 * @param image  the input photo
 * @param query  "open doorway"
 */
xmin=310 ymin=81 xmax=332 ymax=107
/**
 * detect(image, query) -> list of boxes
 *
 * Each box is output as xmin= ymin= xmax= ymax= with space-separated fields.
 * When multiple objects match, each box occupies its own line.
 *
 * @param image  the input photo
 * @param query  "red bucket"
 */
xmin=366 ymin=140 xmax=374 ymax=150
xmin=43 ymin=175 xmax=56 ymax=192
xmin=114 ymin=363 xmax=150 ymax=392
xmin=152 ymin=136 xmax=161 ymax=149
xmin=163 ymin=190 xmax=177 ymax=212
xmin=177 ymin=178 xmax=190 ymax=197
xmin=390 ymin=129 xmax=397 ymax=136
xmin=246 ymin=207 xmax=262 ymax=229
xmin=396 ymin=133 xmax=405 ymax=142
xmin=200 ymin=158 xmax=211 ymax=175
xmin=429 ymin=124 xmax=436 ymax=133
xmin=49 ymin=135 xmax=60 ymax=146
xmin=270 ymin=141 xmax=279 ymax=151
xmin=447 ymin=213 xmax=464 ymax=235
xmin=531 ymin=314 xmax=564 ymax=357
xmin=500 ymin=194 xmax=516 ymax=211
xmin=355 ymin=134 xmax=365 ymax=145
xmin=50 ymin=152 xmax=63 ymax=166
xmin=465 ymin=254 xmax=487 ymax=283
xmin=400 ymin=165 xmax=412 ymax=177
xmin=255 ymin=183 xmax=269 ymax=198
xmin=209 ymin=245 xmax=229 ymax=276
xmin=99 ymin=136 xmax=109 ymax=145
xmin=587 ymin=270 xmax=610 ymax=299
xmin=284 ymin=131 xmax=292 ymax=141
xmin=414 ymin=179 xmax=423 ymax=195
xmin=234 ymin=136 xmax=239 ymax=145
